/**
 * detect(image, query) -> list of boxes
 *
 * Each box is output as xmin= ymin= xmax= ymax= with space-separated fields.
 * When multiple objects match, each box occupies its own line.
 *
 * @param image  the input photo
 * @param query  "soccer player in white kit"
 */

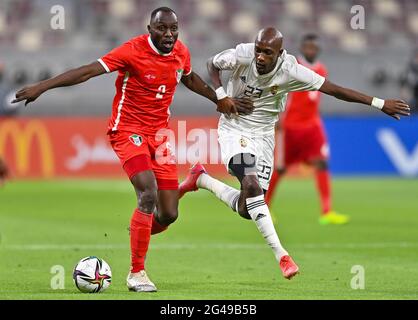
xmin=179 ymin=28 xmax=410 ymax=280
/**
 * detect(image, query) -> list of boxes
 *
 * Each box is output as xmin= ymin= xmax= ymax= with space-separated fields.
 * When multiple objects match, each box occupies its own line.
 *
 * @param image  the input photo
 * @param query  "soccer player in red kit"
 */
xmin=12 ymin=7 xmax=253 ymax=292
xmin=265 ymin=34 xmax=349 ymax=225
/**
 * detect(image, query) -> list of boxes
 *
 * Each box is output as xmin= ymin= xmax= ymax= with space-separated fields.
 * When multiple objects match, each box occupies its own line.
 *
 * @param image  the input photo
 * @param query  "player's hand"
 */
xmin=12 ymin=83 xmax=45 ymax=106
xmin=216 ymin=97 xmax=239 ymax=116
xmin=0 ymin=158 xmax=9 ymax=186
xmin=232 ymin=97 xmax=254 ymax=115
xmin=382 ymin=99 xmax=411 ymax=120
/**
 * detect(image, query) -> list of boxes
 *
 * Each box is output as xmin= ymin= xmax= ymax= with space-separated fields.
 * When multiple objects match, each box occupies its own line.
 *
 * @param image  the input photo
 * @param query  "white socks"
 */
xmin=197 ymin=174 xmax=240 ymax=212
xmin=246 ymin=194 xmax=288 ymax=262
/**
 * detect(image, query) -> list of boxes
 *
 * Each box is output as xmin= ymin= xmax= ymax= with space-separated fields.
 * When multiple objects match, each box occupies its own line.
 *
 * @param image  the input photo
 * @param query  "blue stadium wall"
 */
xmin=324 ymin=117 xmax=418 ymax=177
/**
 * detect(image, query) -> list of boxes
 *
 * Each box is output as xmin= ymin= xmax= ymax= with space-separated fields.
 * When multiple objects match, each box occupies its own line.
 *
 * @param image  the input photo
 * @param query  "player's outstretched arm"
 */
xmin=181 ymin=71 xmax=218 ymax=104
xmin=319 ymin=79 xmax=411 ymax=120
xmin=206 ymin=57 xmax=254 ymax=116
xmin=12 ymin=61 xmax=106 ymax=106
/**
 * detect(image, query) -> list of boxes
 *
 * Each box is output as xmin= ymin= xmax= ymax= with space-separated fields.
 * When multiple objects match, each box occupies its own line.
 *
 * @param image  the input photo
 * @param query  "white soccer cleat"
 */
xmin=126 ymin=270 xmax=157 ymax=292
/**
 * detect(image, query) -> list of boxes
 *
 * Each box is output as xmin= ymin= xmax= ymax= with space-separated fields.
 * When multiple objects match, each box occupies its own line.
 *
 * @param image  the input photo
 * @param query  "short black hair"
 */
xmin=301 ymin=33 xmax=319 ymax=43
xmin=150 ymin=7 xmax=177 ymax=23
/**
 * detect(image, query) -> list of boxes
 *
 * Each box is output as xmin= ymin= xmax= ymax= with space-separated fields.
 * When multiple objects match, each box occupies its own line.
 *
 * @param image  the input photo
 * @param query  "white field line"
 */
xmin=1 ymin=242 xmax=418 ymax=251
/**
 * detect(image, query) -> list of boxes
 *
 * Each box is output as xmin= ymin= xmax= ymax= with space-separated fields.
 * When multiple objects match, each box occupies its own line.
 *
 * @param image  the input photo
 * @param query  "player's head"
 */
xmin=254 ymin=27 xmax=283 ymax=75
xmin=300 ymin=33 xmax=320 ymax=63
xmin=147 ymin=7 xmax=178 ymax=54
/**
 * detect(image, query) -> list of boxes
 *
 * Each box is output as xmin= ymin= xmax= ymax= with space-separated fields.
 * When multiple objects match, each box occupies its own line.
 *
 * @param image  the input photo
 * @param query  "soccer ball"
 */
xmin=73 ymin=256 xmax=112 ymax=293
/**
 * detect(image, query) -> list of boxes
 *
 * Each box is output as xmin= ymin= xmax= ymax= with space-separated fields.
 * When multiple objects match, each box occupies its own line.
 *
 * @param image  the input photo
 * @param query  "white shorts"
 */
xmin=218 ymin=125 xmax=275 ymax=190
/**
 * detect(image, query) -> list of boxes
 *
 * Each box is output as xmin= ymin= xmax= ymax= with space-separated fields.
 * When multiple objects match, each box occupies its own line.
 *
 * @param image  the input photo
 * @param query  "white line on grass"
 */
xmin=2 ymin=242 xmax=418 ymax=251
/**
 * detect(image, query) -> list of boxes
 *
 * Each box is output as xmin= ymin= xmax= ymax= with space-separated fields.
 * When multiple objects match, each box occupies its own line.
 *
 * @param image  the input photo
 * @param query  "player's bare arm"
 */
xmin=207 ymin=56 xmax=254 ymax=116
xmin=319 ymin=79 xmax=411 ymax=120
xmin=12 ymin=61 xmax=106 ymax=106
xmin=181 ymin=71 xmax=217 ymax=103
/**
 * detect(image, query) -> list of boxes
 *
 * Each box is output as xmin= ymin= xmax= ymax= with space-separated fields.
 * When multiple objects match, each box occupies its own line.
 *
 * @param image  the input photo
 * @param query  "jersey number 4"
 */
xmin=156 ymin=85 xmax=166 ymax=99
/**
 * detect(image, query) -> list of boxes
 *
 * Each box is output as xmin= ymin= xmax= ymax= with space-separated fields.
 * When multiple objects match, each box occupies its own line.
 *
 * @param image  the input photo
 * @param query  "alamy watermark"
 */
xmin=50 ymin=264 xmax=65 ymax=290
xmin=350 ymin=5 xmax=365 ymax=30
xmin=50 ymin=5 xmax=65 ymax=30
xmin=350 ymin=265 xmax=365 ymax=290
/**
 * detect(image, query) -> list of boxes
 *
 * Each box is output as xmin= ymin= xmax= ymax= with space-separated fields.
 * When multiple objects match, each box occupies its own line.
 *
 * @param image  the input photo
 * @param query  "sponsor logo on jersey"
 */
xmin=176 ymin=69 xmax=184 ymax=83
xmin=143 ymin=72 xmax=156 ymax=83
xmin=270 ymin=85 xmax=279 ymax=95
xmin=129 ymin=134 xmax=143 ymax=147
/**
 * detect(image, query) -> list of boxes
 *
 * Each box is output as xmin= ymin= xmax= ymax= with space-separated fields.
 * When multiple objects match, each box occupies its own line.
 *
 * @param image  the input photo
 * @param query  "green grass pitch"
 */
xmin=0 ymin=178 xmax=417 ymax=300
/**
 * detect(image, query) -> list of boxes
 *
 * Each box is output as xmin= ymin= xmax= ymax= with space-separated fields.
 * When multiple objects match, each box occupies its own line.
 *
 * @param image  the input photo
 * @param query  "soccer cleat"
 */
xmin=178 ymin=163 xmax=207 ymax=199
xmin=319 ymin=211 xmax=350 ymax=225
xmin=279 ymin=255 xmax=299 ymax=280
xmin=126 ymin=270 xmax=157 ymax=292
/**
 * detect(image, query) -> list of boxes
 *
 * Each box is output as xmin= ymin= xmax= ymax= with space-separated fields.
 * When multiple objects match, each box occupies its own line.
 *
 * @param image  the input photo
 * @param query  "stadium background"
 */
xmin=0 ymin=0 xmax=418 ymax=300
xmin=0 ymin=0 xmax=417 ymax=178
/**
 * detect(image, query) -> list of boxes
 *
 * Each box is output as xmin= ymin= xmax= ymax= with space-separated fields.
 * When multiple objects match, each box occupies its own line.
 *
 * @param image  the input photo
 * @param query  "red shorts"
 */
xmin=108 ymin=130 xmax=178 ymax=190
xmin=279 ymin=122 xmax=329 ymax=167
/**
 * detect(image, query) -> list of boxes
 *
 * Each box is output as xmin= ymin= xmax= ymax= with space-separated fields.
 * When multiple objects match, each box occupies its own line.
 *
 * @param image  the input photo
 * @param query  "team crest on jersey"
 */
xmin=176 ymin=69 xmax=184 ymax=83
xmin=239 ymin=137 xmax=248 ymax=148
xmin=270 ymin=85 xmax=279 ymax=95
xmin=240 ymin=76 xmax=247 ymax=83
xmin=129 ymin=134 xmax=143 ymax=147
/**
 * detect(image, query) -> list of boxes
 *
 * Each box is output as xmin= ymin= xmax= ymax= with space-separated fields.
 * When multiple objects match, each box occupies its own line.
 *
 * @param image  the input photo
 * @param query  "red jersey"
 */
xmin=98 ymin=34 xmax=192 ymax=135
xmin=283 ymin=57 xmax=328 ymax=128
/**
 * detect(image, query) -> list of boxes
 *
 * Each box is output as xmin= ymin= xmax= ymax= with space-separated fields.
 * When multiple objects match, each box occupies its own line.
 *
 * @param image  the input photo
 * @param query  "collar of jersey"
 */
xmin=253 ymin=49 xmax=286 ymax=78
xmin=147 ymin=35 xmax=172 ymax=56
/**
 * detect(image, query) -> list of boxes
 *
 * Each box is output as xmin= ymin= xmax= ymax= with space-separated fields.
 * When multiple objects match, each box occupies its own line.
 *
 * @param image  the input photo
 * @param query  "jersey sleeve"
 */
xmin=212 ymin=48 xmax=237 ymax=70
xmin=212 ymin=43 xmax=254 ymax=70
xmin=284 ymin=56 xmax=326 ymax=92
xmin=98 ymin=40 xmax=134 ymax=73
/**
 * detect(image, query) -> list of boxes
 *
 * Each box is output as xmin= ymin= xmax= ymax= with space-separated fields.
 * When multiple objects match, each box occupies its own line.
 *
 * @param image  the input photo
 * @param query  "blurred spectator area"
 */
xmin=0 ymin=0 xmax=417 ymax=116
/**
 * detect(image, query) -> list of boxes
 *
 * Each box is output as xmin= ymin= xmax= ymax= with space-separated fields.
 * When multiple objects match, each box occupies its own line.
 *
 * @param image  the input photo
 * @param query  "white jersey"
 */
xmin=213 ymin=43 xmax=326 ymax=135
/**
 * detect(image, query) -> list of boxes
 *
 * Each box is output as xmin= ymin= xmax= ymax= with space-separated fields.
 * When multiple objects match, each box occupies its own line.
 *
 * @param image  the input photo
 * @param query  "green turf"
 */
xmin=0 ymin=178 xmax=417 ymax=300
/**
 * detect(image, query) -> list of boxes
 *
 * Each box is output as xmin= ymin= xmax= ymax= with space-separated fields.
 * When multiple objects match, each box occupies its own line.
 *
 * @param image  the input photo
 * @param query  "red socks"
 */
xmin=130 ymin=209 xmax=153 ymax=273
xmin=315 ymin=169 xmax=332 ymax=214
xmin=129 ymin=210 xmax=170 ymax=272
xmin=266 ymin=168 xmax=332 ymax=216
xmin=151 ymin=214 xmax=168 ymax=235
xmin=265 ymin=170 xmax=281 ymax=207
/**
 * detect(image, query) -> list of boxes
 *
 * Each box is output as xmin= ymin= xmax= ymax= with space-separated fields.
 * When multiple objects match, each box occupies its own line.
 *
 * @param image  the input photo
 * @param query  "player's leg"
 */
xmin=311 ymin=158 xmax=332 ymax=214
xmin=265 ymin=129 xmax=287 ymax=207
xmin=264 ymin=167 xmax=286 ymax=207
xmin=228 ymin=153 xmax=298 ymax=279
xmin=152 ymin=189 xmax=178 ymax=234
xmin=182 ymin=156 xmax=298 ymax=279
xmin=126 ymin=159 xmax=158 ymax=292
xmin=310 ymin=158 xmax=349 ymax=225
xmin=108 ymin=131 xmax=158 ymax=292
xmin=149 ymin=135 xmax=180 ymax=234
xmin=305 ymin=122 xmax=349 ymax=225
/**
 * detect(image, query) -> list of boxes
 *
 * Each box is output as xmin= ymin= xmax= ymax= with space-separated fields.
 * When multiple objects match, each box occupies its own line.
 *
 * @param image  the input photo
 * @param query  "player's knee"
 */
xmin=241 ymin=175 xmax=263 ymax=197
xmin=237 ymin=209 xmax=252 ymax=220
xmin=137 ymin=187 xmax=158 ymax=213
xmin=159 ymin=208 xmax=178 ymax=225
